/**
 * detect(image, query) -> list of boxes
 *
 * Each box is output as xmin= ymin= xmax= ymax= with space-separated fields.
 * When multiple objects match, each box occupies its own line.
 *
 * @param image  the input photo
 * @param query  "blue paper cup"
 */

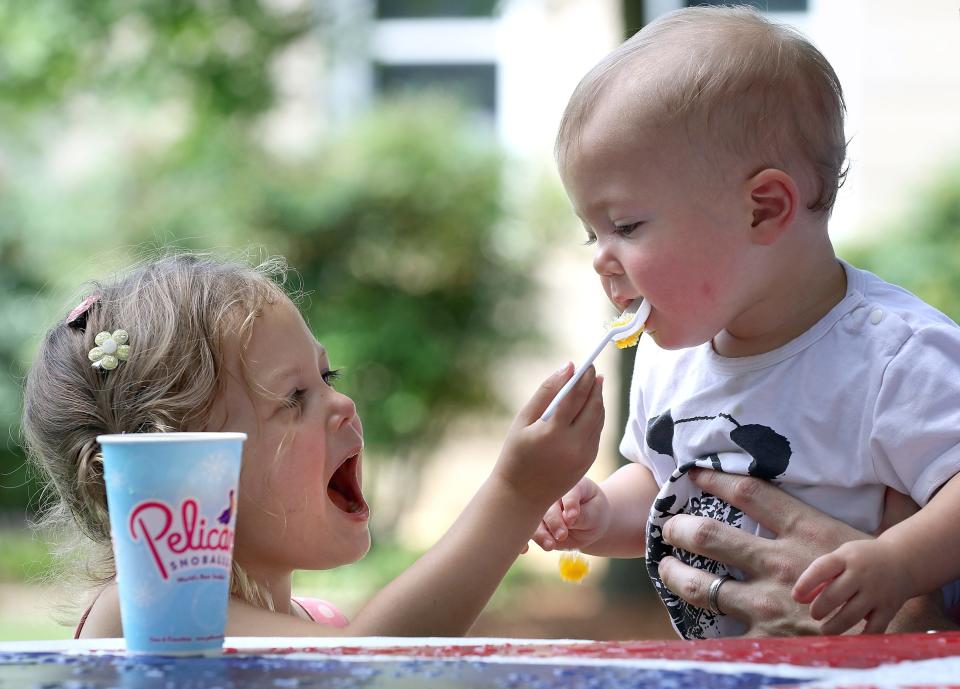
xmin=98 ymin=432 xmax=246 ymax=655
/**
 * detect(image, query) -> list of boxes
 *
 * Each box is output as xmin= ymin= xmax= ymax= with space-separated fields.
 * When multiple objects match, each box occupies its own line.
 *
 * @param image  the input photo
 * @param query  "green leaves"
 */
xmin=843 ymin=162 xmax=960 ymax=322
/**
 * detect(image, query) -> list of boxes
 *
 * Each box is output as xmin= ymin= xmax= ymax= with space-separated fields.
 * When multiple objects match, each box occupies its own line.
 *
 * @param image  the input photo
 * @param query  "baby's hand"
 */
xmin=493 ymin=363 xmax=604 ymax=511
xmin=532 ymin=477 xmax=611 ymax=552
xmin=792 ymin=538 xmax=912 ymax=635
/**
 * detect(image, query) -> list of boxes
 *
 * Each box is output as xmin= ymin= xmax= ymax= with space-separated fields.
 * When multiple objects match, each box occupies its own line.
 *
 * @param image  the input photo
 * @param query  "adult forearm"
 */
xmin=887 ymin=593 xmax=959 ymax=633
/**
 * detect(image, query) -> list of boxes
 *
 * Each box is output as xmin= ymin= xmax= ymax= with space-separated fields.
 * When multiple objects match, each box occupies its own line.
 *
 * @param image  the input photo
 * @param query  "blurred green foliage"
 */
xmin=0 ymin=527 xmax=56 ymax=582
xmin=842 ymin=163 xmax=960 ymax=321
xmin=260 ymin=101 xmax=539 ymax=456
xmin=0 ymin=0 xmax=550 ymax=522
xmin=0 ymin=0 xmax=312 ymax=121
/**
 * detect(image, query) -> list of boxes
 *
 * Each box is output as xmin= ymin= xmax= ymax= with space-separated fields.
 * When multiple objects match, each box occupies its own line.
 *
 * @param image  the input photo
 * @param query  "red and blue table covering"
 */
xmin=1 ymin=633 xmax=959 ymax=688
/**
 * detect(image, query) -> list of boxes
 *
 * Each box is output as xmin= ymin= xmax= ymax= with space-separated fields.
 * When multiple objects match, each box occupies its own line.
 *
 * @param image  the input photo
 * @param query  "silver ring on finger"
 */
xmin=708 ymin=574 xmax=732 ymax=615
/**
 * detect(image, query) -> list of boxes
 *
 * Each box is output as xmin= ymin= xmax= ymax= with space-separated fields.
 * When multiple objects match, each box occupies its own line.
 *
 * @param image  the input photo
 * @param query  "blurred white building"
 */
xmin=327 ymin=0 xmax=960 ymax=241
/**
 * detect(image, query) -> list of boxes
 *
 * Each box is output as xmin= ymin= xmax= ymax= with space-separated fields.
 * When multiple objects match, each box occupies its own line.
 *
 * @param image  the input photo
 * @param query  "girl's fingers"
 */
xmin=552 ymin=365 xmax=596 ymax=425
xmin=519 ymin=363 xmax=573 ymax=424
xmin=571 ymin=373 xmax=605 ymax=428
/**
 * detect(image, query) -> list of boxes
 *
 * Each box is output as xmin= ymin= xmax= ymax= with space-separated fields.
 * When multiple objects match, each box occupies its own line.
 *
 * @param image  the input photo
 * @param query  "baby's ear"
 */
xmin=745 ymin=168 xmax=798 ymax=245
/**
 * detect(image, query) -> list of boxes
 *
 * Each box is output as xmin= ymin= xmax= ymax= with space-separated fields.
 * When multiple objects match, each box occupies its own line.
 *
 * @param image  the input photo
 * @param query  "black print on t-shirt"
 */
xmin=643 ymin=410 xmax=792 ymax=639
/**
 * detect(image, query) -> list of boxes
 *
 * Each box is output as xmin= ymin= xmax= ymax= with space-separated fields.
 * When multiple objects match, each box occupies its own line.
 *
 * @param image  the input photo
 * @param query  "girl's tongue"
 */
xmin=327 ymin=455 xmax=366 ymax=514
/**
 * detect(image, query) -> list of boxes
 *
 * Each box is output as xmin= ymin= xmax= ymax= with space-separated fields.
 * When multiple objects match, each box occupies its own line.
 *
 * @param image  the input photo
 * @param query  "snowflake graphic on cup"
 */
xmin=196 ymin=450 xmax=234 ymax=483
xmin=131 ymin=578 xmax=163 ymax=608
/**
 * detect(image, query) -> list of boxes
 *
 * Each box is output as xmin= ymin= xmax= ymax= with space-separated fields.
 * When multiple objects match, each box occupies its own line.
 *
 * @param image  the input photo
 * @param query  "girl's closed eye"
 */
xmin=285 ymin=388 xmax=307 ymax=410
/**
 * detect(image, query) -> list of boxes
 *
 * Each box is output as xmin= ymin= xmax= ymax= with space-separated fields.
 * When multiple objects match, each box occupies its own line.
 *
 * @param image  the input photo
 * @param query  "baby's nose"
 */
xmin=592 ymin=243 xmax=622 ymax=276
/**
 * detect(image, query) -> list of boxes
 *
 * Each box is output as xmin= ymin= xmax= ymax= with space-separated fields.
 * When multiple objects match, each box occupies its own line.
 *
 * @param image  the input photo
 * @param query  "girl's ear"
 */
xmin=744 ymin=168 xmax=799 ymax=245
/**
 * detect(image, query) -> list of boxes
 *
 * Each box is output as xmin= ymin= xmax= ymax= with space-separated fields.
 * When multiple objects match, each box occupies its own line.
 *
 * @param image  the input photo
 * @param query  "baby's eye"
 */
xmin=284 ymin=388 xmax=307 ymax=410
xmin=323 ymin=368 xmax=342 ymax=388
xmin=582 ymin=233 xmax=597 ymax=247
xmin=614 ymin=222 xmax=642 ymax=236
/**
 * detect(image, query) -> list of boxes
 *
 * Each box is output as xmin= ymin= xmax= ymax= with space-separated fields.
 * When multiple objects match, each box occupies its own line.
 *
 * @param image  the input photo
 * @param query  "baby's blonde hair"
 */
xmin=557 ymin=5 xmax=847 ymax=214
xmin=22 ymin=252 xmax=290 ymax=612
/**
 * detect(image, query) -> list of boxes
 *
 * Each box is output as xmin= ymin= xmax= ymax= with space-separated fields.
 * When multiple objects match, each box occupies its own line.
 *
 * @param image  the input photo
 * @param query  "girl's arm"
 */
xmin=220 ymin=474 xmax=573 ymax=636
xmin=86 ymin=366 xmax=601 ymax=639
xmin=221 ymin=473 xmax=568 ymax=637
xmin=345 ymin=364 xmax=605 ymax=636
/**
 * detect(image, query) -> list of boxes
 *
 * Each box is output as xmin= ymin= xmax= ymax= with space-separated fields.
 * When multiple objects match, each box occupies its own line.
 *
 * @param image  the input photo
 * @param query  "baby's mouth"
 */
xmin=327 ymin=454 xmax=367 ymax=514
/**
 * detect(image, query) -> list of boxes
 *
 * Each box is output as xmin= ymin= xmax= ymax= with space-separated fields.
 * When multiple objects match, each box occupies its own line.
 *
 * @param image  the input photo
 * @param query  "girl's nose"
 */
xmin=592 ymin=242 xmax=622 ymax=277
xmin=328 ymin=390 xmax=358 ymax=432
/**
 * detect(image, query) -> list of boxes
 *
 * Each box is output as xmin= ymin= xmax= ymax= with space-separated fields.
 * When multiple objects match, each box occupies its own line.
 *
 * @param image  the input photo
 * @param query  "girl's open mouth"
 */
xmin=327 ymin=454 xmax=368 ymax=516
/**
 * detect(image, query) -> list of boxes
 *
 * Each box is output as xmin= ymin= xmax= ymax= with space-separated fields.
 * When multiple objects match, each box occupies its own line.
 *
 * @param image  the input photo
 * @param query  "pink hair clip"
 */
xmin=66 ymin=294 xmax=100 ymax=330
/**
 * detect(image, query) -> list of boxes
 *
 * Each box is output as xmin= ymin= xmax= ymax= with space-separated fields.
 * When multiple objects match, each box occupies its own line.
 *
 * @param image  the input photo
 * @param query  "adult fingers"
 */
xmin=661 ymin=513 xmax=768 ymax=579
xmin=658 ymin=556 xmax=745 ymax=620
xmin=689 ymin=469 xmax=861 ymax=545
xmin=687 ymin=469 xmax=809 ymax=537
xmin=517 ymin=363 xmax=572 ymax=424
xmin=793 ymin=553 xmax=845 ymax=604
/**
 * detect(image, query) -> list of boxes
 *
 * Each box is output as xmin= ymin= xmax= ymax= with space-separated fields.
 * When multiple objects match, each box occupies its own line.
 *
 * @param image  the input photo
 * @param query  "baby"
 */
xmin=533 ymin=6 xmax=960 ymax=638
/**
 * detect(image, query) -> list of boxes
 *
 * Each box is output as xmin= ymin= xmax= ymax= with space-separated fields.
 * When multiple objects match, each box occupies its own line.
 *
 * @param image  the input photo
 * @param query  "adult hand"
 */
xmin=657 ymin=469 xmax=954 ymax=636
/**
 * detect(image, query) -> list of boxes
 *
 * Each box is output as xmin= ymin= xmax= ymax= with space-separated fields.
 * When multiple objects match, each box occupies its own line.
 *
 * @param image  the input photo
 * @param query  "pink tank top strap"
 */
xmin=74 ymin=585 xmax=109 ymax=639
xmin=291 ymin=596 xmax=349 ymax=628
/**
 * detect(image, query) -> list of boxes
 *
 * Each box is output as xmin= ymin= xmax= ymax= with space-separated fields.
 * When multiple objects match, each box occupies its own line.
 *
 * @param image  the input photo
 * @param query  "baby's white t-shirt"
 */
xmin=621 ymin=260 xmax=960 ymax=639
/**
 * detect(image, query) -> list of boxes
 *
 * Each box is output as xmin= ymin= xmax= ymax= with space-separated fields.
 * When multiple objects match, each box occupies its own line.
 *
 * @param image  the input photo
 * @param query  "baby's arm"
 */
xmin=794 ymin=471 xmax=960 ymax=635
xmin=534 ymin=462 xmax=658 ymax=557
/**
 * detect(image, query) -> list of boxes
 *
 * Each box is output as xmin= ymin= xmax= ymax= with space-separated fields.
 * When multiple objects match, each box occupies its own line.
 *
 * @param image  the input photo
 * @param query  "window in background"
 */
xmin=375 ymin=63 xmax=497 ymax=113
xmin=371 ymin=1 xmax=499 ymax=117
xmin=376 ymin=0 xmax=498 ymax=19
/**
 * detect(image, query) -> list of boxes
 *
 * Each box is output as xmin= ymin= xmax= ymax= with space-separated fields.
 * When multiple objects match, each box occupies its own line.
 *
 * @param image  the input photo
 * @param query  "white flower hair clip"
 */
xmin=88 ymin=330 xmax=130 ymax=371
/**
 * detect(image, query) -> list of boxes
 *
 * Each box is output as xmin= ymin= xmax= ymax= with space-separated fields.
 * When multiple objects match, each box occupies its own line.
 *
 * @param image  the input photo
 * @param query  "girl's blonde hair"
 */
xmin=22 ymin=252 xmax=291 ymax=611
xmin=557 ymin=5 xmax=847 ymax=215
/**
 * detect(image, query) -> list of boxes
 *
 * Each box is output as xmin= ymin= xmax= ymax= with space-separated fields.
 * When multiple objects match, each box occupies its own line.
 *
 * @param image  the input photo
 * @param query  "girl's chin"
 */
xmin=338 ymin=532 xmax=372 ymax=567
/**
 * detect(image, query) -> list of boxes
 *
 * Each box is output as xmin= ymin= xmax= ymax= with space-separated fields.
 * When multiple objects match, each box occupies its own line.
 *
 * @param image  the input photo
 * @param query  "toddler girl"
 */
xmin=22 ymin=252 xmax=604 ymax=637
